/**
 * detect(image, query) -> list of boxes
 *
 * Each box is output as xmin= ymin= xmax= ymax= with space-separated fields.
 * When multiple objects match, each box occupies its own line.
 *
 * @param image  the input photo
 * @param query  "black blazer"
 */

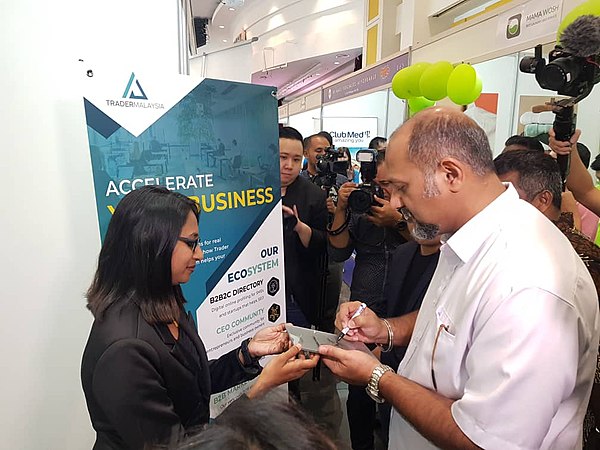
xmin=382 ymin=241 xmax=439 ymax=368
xmin=282 ymin=176 xmax=328 ymax=324
xmin=81 ymin=300 xmax=259 ymax=450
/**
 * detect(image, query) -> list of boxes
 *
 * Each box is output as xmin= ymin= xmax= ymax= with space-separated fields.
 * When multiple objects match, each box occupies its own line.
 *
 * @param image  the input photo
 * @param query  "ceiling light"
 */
xmin=222 ymin=39 xmax=228 ymax=42
xmin=336 ymin=53 xmax=349 ymax=59
xmin=315 ymin=73 xmax=321 ymax=76
xmin=219 ymin=25 xmax=225 ymax=29
xmin=229 ymin=7 xmax=235 ymax=11
xmin=334 ymin=61 xmax=340 ymax=65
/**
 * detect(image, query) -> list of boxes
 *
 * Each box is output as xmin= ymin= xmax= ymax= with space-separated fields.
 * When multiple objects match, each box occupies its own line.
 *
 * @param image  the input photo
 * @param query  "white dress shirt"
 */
xmin=389 ymin=184 xmax=599 ymax=450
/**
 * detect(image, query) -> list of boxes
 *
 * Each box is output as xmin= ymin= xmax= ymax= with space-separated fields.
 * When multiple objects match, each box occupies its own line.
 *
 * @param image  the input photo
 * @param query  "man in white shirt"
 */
xmin=319 ymin=107 xmax=599 ymax=450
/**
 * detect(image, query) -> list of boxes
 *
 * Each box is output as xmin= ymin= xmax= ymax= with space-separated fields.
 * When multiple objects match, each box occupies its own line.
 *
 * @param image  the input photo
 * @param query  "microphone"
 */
xmin=559 ymin=15 xmax=600 ymax=57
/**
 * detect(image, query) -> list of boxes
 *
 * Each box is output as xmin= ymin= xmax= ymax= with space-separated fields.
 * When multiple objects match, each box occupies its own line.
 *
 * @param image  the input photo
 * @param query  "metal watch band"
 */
xmin=365 ymin=364 xmax=394 ymax=403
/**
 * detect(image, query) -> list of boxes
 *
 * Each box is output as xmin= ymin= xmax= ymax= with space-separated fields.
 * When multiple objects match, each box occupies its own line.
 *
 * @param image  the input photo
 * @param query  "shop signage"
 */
xmin=323 ymin=53 xmax=409 ymax=104
xmin=322 ymin=116 xmax=378 ymax=148
xmin=496 ymin=0 xmax=563 ymax=48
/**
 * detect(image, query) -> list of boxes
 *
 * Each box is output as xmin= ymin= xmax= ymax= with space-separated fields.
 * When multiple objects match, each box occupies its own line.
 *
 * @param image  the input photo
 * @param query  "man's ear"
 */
xmin=531 ymin=190 xmax=553 ymax=214
xmin=438 ymin=158 xmax=465 ymax=193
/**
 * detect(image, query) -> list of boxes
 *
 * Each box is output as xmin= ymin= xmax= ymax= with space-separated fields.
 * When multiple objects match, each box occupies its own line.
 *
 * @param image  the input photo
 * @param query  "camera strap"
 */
xmin=327 ymin=209 xmax=351 ymax=236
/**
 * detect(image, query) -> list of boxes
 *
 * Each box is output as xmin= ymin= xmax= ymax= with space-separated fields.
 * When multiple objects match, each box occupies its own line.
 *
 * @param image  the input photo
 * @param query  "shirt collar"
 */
xmin=444 ymin=183 xmax=518 ymax=264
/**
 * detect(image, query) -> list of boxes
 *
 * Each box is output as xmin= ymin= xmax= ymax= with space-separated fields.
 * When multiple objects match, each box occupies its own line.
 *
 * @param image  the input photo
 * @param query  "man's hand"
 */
xmin=549 ymin=128 xmax=581 ymax=156
xmin=326 ymin=197 xmax=336 ymax=214
xmin=336 ymin=182 xmax=357 ymax=211
xmin=368 ymin=196 xmax=403 ymax=227
xmin=319 ymin=344 xmax=380 ymax=385
xmin=248 ymin=323 xmax=289 ymax=358
xmin=247 ymin=344 xmax=319 ymax=398
xmin=336 ymin=301 xmax=388 ymax=344
xmin=282 ymin=204 xmax=302 ymax=232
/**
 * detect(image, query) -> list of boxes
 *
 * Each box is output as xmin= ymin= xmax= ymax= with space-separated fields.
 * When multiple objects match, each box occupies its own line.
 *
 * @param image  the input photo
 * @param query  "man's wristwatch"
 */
xmin=365 ymin=364 xmax=394 ymax=403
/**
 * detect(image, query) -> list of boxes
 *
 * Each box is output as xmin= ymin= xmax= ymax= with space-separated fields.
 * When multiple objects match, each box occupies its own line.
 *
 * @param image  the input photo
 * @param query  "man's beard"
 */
xmin=399 ymin=207 xmax=440 ymax=241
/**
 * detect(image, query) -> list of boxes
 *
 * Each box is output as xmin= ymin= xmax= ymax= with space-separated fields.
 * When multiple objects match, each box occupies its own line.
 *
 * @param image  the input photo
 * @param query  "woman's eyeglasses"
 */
xmin=178 ymin=237 xmax=200 ymax=252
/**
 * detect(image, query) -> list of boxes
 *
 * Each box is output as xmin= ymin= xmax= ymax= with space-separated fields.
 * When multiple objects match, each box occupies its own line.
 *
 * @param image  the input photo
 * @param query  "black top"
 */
xmin=329 ymin=213 xmax=406 ymax=316
xmin=81 ymin=300 xmax=260 ymax=450
xmin=282 ymin=176 xmax=328 ymax=324
xmin=382 ymin=241 xmax=440 ymax=369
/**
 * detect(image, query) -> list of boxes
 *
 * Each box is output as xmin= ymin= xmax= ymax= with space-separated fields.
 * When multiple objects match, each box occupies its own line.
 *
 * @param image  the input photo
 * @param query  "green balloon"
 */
xmin=405 ymin=62 xmax=431 ymax=98
xmin=447 ymin=64 xmax=477 ymax=105
xmin=391 ymin=67 xmax=413 ymax=99
xmin=558 ymin=1 xmax=600 ymax=41
xmin=419 ymin=61 xmax=454 ymax=101
xmin=408 ymin=96 xmax=435 ymax=116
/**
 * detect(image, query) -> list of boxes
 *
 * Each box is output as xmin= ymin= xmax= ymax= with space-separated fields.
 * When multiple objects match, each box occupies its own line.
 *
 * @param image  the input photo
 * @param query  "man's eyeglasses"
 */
xmin=178 ymin=237 xmax=200 ymax=252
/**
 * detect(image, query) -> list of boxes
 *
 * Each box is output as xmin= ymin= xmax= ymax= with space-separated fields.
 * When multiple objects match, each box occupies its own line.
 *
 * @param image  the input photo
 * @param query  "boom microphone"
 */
xmin=560 ymin=15 xmax=600 ymax=57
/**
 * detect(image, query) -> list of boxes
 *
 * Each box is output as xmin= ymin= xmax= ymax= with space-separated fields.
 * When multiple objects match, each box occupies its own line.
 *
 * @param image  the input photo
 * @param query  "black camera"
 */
xmin=348 ymin=149 xmax=383 ymax=214
xmin=519 ymin=34 xmax=600 ymax=186
xmin=315 ymin=147 xmax=350 ymax=190
xmin=519 ymin=44 xmax=599 ymax=100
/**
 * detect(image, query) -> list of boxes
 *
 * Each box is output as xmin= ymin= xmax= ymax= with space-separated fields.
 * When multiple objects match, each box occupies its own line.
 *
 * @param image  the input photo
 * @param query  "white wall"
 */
xmin=386 ymin=88 xmax=407 ymax=136
xmin=190 ymin=44 xmax=254 ymax=82
xmin=288 ymin=108 xmax=322 ymax=139
xmin=323 ymin=90 xmax=389 ymax=137
xmin=0 ymin=1 xmax=180 ymax=448
xmin=473 ymin=54 xmax=520 ymax=154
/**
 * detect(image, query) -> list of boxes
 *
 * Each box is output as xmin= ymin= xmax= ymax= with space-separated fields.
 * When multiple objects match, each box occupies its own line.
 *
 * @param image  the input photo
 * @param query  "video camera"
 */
xmin=519 ymin=14 xmax=600 ymax=186
xmin=348 ymin=149 xmax=384 ymax=214
xmin=315 ymin=146 xmax=350 ymax=190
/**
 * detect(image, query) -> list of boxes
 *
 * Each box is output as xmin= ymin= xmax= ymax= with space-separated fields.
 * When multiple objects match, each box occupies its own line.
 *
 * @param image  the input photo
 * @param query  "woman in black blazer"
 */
xmin=81 ymin=186 xmax=318 ymax=450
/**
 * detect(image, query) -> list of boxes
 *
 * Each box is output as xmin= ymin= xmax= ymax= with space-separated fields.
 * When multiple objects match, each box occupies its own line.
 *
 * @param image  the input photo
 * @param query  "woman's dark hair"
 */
xmin=87 ymin=186 xmax=199 ymax=323
xmin=175 ymin=394 xmax=337 ymax=450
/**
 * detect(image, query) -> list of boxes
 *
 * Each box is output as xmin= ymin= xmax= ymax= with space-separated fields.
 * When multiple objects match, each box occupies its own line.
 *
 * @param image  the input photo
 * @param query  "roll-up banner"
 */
xmin=83 ymin=72 xmax=285 ymax=417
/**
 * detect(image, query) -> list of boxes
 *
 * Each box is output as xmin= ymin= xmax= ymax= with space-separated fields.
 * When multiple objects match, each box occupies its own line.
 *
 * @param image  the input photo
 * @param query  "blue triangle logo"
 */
xmin=122 ymin=72 xmax=148 ymax=100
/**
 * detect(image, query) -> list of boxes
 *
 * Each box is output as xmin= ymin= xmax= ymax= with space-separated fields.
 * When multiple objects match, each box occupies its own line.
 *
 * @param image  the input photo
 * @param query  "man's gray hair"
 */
xmin=396 ymin=112 xmax=495 ymax=197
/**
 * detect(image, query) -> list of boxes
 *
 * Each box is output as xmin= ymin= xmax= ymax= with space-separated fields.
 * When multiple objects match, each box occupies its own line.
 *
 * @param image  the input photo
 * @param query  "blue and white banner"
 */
xmin=83 ymin=72 xmax=285 ymax=416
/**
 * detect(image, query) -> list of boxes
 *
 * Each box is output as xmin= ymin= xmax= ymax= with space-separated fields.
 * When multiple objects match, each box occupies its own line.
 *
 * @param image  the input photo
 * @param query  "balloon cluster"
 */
xmin=391 ymin=61 xmax=483 ymax=115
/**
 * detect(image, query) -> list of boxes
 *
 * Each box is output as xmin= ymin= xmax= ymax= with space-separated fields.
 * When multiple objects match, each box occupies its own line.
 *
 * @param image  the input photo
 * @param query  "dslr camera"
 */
xmin=519 ymin=44 xmax=599 ymax=104
xmin=348 ymin=149 xmax=384 ymax=214
xmin=315 ymin=146 xmax=350 ymax=190
xmin=519 ymin=16 xmax=600 ymax=185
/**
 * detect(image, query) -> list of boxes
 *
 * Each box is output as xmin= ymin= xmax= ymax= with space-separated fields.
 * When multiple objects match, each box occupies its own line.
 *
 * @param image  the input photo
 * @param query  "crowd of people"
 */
xmin=81 ymin=106 xmax=600 ymax=450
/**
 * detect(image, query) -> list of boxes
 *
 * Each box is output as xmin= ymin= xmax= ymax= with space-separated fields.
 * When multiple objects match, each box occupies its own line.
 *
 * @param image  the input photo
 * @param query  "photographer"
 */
xmin=550 ymin=128 xmax=600 ymax=217
xmin=301 ymin=134 xmax=349 ymax=215
xmin=300 ymin=133 xmax=351 ymax=333
xmin=328 ymin=151 xmax=407 ymax=450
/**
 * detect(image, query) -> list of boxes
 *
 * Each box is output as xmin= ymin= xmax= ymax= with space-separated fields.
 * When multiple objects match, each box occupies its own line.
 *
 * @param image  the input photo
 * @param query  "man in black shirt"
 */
xmin=279 ymin=127 xmax=328 ymax=327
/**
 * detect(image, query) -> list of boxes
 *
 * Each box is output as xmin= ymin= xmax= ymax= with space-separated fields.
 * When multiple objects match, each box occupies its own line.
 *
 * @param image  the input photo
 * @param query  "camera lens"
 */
xmin=540 ymin=57 xmax=581 ymax=91
xmin=519 ymin=56 xmax=539 ymax=74
xmin=348 ymin=189 xmax=372 ymax=214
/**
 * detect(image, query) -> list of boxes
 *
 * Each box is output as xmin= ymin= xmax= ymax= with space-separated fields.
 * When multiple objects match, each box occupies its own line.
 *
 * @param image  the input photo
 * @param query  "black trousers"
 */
xmin=347 ymin=383 xmax=376 ymax=450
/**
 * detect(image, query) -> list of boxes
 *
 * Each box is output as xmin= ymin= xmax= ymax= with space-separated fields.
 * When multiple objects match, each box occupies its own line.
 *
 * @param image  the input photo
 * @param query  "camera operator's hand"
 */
xmin=367 ymin=196 xmax=403 ymax=228
xmin=549 ymin=128 xmax=581 ymax=156
xmin=336 ymin=182 xmax=357 ymax=211
xmin=326 ymin=197 xmax=336 ymax=215
xmin=282 ymin=204 xmax=312 ymax=248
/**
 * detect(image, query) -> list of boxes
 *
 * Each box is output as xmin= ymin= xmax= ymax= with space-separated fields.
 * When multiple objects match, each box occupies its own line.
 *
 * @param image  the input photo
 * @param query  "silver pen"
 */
xmin=336 ymin=303 xmax=367 ymax=342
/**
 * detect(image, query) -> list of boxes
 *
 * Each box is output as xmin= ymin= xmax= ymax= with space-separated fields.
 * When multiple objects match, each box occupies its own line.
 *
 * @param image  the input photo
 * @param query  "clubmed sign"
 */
xmin=323 ymin=117 xmax=378 ymax=147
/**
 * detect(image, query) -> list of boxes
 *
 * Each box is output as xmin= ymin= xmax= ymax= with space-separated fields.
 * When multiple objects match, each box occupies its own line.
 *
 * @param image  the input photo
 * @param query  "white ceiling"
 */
xmin=189 ymin=0 xmax=362 ymax=101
